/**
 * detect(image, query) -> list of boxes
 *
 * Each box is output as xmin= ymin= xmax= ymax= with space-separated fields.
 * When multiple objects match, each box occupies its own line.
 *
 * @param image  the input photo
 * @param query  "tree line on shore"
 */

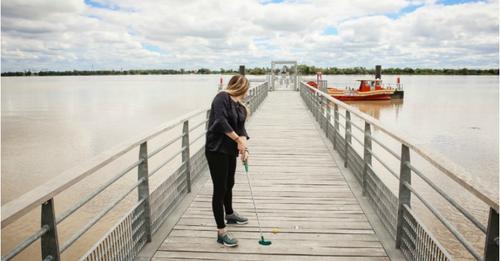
xmin=2 ymin=65 xmax=498 ymax=76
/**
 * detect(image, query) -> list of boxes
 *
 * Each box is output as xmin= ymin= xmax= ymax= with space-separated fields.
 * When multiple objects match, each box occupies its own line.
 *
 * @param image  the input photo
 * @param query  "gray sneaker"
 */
xmin=225 ymin=211 xmax=248 ymax=225
xmin=217 ymin=232 xmax=238 ymax=247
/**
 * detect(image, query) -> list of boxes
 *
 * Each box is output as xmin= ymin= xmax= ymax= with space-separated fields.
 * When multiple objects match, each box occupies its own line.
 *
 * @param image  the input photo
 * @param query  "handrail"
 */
xmin=403 ymin=182 xmax=482 ymax=260
xmin=1 ymin=108 xmax=207 ymax=228
xmin=300 ymin=81 xmax=498 ymax=211
xmin=300 ymin=81 xmax=498 ymax=260
xmin=405 ymin=161 xmax=487 ymax=233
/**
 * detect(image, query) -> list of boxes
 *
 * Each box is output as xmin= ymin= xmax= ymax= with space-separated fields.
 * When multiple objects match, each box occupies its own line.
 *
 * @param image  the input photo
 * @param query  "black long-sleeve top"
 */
xmin=205 ymin=91 xmax=249 ymax=156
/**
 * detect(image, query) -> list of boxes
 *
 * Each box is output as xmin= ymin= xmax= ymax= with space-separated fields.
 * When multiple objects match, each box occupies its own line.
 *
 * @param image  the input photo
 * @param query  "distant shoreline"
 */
xmin=2 ymin=67 xmax=498 ymax=77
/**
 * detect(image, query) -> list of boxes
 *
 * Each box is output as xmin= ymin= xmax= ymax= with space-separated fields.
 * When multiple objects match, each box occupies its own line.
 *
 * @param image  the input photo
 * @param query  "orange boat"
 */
xmin=308 ymin=79 xmax=395 ymax=101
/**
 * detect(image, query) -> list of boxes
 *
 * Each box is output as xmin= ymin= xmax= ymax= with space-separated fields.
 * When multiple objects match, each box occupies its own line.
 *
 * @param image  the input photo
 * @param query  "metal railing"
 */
xmin=299 ymin=81 xmax=498 ymax=261
xmin=1 ymin=82 xmax=269 ymax=261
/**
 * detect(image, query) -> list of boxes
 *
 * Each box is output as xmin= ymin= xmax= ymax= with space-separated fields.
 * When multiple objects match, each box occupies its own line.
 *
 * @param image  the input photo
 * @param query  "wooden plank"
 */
xmin=158 ymin=237 xmax=387 ymax=257
xmin=153 ymin=251 xmax=390 ymax=261
xmin=168 ymin=229 xmax=379 ymax=242
xmin=164 ymin=232 xmax=382 ymax=248
xmin=173 ymin=224 xmax=376 ymax=235
xmin=183 ymin=210 xmax=367 ymax=218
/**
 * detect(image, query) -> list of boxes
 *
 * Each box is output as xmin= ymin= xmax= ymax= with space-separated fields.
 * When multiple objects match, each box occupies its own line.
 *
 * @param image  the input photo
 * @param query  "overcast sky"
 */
xmin=1 ymin=0 xmax=498 ymax=71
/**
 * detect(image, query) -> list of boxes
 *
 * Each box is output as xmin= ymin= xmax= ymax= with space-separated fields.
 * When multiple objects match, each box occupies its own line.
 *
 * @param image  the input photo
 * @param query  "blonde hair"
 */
xmin=223 ymin=74 xmax=250 ymax=116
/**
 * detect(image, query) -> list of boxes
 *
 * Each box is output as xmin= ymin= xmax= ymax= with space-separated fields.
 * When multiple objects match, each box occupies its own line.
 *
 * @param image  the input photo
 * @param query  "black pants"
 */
xmin=205 ymin=150 xmax=236 ymax=229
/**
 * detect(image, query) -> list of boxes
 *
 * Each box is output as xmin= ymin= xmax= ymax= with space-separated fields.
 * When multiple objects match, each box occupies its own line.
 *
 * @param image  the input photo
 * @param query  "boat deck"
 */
xmin=151 ymin=91 xmax=390 ymax=260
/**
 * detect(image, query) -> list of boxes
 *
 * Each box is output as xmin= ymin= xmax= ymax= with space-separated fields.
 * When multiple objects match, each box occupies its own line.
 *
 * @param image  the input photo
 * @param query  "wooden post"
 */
xmin=239 ymin=65 xmax=245 ymax=75
xmin=41 ymin=199 xmax=61 ymax=261
xmin=396 ymin=144 xmax=411 ymax=249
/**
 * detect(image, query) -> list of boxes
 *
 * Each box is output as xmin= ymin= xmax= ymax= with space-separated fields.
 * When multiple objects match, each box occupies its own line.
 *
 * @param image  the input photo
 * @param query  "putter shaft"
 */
xmin=244 ymin=162 xmax=264 ymax=238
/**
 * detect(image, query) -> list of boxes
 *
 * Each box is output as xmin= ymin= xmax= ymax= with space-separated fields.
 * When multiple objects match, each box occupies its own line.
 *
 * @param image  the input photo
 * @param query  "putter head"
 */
xmin=258 ymin=236 xmax=272 ymax=246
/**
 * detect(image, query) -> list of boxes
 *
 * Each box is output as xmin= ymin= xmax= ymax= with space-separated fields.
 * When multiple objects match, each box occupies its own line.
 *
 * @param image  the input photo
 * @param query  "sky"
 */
xmin=1 ymin=0 xmax=499 ymax=71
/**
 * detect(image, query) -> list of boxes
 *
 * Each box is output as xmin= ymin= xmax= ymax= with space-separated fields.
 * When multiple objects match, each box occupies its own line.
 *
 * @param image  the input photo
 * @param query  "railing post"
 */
xmin=258 ymin=84 xmax=261 ymax=105
xmin=303 ymin=86 xmax=307 ymax=105
xmin=137 ymin=142 xmax=152 ymax=242
xmin=261 ymin=83 xmax=265 ymax=105
xmin=308 ymin=90 xmax=313 ymax=115
xmin=182 ymin=120 xmax=192 ymax=193
xmin=310 ymin=91 xmax=313 ymax=111
xmin=248 ymin=89 xmax=253 ymax=112
xmin=254 ymin=87 xmax=258 ymax=111
xmin=326 ymin=100 xmax=331 ymax=142
xmin=270 ymin=70 xmax=275 ymax=91
xmin=484 ymin=207 xmax=499 ymax=261
xmin=262 ymin=83 xmax=265 ymax=103
xmin=311 ymin=92 xmax=315 ymax=119
xmin=253 ymin=88 xmax=256 ymax=111
xmin=250 ymin=88 xmax=255 ymax=113
xmin=396 ymin=144 xmax=411 ymax=249
xmin=311 ymin=90 xmax=314 ymax=112
xmin=316 ymin=93 xmax=321 ymax=122
xmin=307 ymin=88 xmax=310 ymax=109
xmin=304 ymin=86 xmax=308 ymax=108
xmin=257 ymin=86 xmax=262 ymax=107
xmin=41 ymin=198 xmax=61 ymax=261
xmin=320 ymin=95 xmax=325 ymax=130
xmin=344 ymin=111 xmax=351 ymax=168
xmin=304 ymin=85 xmax=308 ymax=108
xmin=362 ymin=122 xmax=372 ymax=196
xmin=205 ymin=110 xmax=211 ymax=130
xmin=333 ymin=104 xmax=339 ymax=150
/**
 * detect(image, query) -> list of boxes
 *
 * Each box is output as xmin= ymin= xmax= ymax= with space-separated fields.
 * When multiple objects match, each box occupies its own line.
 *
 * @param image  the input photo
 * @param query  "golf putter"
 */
xmin=243 ymin=161 xmax=272 ymax=246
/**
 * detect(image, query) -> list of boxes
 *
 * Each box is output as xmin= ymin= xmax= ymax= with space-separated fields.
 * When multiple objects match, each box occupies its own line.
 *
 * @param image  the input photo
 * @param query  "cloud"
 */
xmin=1 ymin=0 xmax=498 ymax=71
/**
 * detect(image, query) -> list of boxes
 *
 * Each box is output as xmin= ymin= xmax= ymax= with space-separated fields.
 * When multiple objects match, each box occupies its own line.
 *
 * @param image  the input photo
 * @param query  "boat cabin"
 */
xmin=357 ymin=79 xmax=383 ymax=92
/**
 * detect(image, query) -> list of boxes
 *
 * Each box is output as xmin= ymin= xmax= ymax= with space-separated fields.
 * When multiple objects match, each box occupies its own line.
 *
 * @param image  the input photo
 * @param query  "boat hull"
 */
xmin=332 ymin=94 xmax=392 ymax=101
xmin=391 ymin=90 xmax=404 ymax=99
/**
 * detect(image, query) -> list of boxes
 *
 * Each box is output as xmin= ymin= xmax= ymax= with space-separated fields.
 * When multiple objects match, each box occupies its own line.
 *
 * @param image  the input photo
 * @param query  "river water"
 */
xmin=321 ymin=75 xmax=498 ymax=260
xmin=2 ymin=74 xmax=498 ymax=260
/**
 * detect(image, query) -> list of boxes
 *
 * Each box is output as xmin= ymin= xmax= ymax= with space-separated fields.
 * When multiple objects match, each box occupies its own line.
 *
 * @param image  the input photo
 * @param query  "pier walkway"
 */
xmin=150 ymin=91 xmax=391 ymax=260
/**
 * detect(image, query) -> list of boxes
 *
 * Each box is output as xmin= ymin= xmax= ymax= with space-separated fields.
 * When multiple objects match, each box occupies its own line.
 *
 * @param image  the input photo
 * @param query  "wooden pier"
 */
xmin=149 ymin=91 xmax=393 ymax=260
xmin=2 ymin=76 xmax=497 ymax=261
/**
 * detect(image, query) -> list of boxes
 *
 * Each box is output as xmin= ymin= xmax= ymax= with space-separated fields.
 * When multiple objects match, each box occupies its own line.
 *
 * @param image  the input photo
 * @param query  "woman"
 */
xmin=205 ymin=74 xmax=250 ymax=247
